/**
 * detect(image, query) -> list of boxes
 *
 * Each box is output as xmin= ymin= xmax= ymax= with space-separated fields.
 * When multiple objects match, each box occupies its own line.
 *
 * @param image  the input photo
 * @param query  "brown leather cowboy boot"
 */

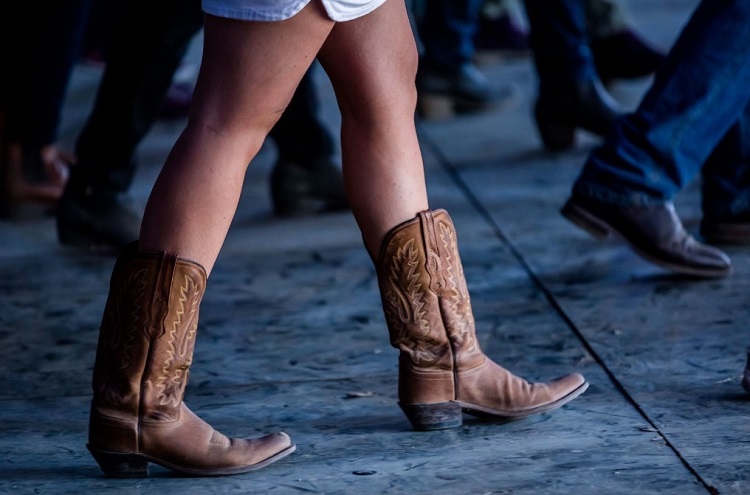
xmin=87 ymin=243 xmax=294 ymax=477
xmin=376 ymin=209 xmax=588 ymax=430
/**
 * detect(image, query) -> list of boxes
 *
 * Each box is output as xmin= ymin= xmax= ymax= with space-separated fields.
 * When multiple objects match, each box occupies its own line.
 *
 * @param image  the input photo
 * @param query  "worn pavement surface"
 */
xmin=2 ymin=1 xmax=749 ymax=493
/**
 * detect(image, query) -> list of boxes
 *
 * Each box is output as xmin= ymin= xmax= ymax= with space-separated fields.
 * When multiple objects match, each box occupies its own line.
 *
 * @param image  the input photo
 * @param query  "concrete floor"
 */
xmin=2 ymin=1 xmax=749 ymax=493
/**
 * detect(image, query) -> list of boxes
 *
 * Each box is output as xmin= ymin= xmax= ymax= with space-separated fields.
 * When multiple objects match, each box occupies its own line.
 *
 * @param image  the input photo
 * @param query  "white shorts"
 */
xmin=202 ymin=0 xmax=388 ymax=22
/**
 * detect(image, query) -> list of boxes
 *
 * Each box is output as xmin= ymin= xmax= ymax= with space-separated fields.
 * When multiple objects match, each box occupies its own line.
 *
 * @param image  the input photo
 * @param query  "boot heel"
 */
xmin=87 ymin=446 xmax=149 ymax=477
xmin=400 ymin=401 xmax=463 ymax=431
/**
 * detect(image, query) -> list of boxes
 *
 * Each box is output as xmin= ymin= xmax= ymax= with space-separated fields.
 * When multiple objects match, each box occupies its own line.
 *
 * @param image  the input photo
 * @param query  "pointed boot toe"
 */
xmin=377 ymin=210 xmax=588 ymax=430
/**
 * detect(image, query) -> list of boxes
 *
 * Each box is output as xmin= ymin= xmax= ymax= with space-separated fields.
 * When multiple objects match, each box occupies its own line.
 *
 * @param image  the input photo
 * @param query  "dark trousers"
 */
xmin=523 ymin=0 xmax=596 ymax=84
xmin=1 ymin=0 xmax=92 ymax=148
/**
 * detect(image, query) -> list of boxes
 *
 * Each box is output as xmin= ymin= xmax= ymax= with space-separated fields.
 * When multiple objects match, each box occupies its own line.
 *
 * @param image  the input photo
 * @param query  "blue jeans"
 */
xmin=573 ymin=0 xmax=750 ymax=218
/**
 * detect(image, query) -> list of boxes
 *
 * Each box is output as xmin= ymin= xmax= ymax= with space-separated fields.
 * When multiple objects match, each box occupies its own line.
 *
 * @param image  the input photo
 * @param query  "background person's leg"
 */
xmin=267 ymin=69 xmax=348 ymax=216
xmin=58 ymin=0 xmax=205 ymax=249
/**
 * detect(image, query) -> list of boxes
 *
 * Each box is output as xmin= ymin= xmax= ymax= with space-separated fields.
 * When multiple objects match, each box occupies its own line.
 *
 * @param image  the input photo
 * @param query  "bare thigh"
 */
xmin=316 ymin=0 xmax=419 ymax=121
xmin=189 ymin=3 xmax=337 ymax=160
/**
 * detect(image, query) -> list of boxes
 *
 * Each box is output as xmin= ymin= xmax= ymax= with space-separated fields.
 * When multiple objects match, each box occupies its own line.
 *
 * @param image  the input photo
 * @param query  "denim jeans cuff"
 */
xmin=572 ymin=181 xmax=669 ymax=207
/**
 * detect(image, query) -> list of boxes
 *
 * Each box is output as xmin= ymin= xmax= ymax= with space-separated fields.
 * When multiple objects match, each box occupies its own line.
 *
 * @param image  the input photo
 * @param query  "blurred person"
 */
xmin=474 ymin=0 xmax=529 ymax=55
xmin=412 ymin=0 xmax=519 ymax=120
xmin=583 ymin=0 xmax=664 ymax=85
xmin=523 ymin=0 xmax=622 ymax=152
xmin=413 ymin=0 xmax=636 ymax=153
xmin=0 ymin=0 xmax=91 ymax=216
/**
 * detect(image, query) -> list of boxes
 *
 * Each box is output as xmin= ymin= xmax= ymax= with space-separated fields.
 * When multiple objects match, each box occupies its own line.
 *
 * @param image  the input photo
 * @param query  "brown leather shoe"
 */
xmin=700 ymin=214 xmax=750 ymax=245
xmin=88 ymin=243 xmax=294 ymax=477
xmin=561 ymin=195 xmax=732 ymax=278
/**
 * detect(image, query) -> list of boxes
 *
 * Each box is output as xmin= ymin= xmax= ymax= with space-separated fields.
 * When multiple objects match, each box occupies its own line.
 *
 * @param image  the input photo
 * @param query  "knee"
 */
xmin=324 ymin=33 xmax=420 ymax=122
xmin=386 ymin=48 xmax=420 ymax=113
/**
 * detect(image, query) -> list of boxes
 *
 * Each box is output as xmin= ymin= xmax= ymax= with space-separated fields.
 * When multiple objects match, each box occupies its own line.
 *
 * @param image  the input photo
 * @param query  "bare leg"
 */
xmin=139 ymin=3 xmax=335 ymax=274
xmin=317 ymin=0 xmax=429 ymax=257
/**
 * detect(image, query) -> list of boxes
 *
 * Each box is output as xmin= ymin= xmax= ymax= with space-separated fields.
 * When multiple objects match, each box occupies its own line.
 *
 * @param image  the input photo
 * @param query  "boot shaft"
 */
xmin=92 ymin=243 xmax=206 ymax=423
xmin=376 ymin=209 xmax=484 ymax=372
